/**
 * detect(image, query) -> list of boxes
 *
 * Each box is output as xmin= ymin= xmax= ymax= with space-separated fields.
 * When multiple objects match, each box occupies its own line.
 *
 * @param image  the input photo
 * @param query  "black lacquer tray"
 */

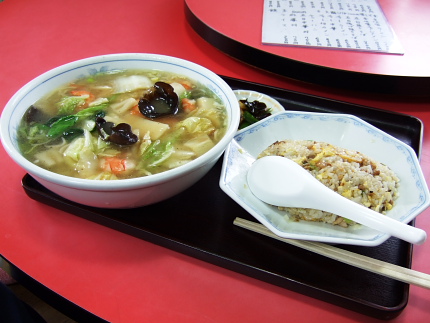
xmin=22 ymin=76 xmax=422 ymax=320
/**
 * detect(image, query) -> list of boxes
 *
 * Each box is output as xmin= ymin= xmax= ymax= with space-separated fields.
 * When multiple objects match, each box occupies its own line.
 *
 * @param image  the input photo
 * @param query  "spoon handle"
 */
xmin=247 ymin=156 xmax=427 ymax=245
xmin=309 ymin=181 xmax=427 ymax=245
xmin=321 ymin=192 xmax=427 ymax=245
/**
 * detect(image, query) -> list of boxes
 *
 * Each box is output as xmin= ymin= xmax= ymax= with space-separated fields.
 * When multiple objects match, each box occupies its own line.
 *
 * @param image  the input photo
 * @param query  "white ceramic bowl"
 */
xmin=1 ymin=53 xmax=240 ymax=208
xmin=220 ymin=111 xmax=430 ymax=246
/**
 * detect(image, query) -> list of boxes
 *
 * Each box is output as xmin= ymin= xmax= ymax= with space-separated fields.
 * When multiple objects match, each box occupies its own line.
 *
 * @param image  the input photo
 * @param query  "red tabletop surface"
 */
xmin=1 ymin=0 xmax=430 ymax=322
xmin=186 ymin=0 xmax=430 ymax=77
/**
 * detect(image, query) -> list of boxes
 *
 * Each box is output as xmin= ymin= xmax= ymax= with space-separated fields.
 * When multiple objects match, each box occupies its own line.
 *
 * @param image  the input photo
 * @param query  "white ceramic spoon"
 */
xmin=247 ymin=156 xmax=427 ymax=245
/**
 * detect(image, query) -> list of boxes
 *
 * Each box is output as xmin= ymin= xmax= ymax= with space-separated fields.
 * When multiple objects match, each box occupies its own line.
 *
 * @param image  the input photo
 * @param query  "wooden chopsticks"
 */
xmin=233 ymin=217 xmax=430 ymax=289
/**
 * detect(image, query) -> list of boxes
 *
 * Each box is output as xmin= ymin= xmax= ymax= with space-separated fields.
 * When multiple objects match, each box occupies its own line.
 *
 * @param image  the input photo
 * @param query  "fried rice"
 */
xmin=258 ymin=140 xmax=400 ymax=227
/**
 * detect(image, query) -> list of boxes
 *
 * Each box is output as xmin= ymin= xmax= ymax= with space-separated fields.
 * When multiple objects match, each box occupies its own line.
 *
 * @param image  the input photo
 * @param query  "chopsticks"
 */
xmin=233 ymin=217 xmax=430 ymax=289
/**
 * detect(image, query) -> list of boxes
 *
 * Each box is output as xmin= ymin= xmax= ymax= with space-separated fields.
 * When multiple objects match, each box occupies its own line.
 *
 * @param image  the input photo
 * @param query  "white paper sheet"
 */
xmin=262 ymin=0 xmax=403 ymax=54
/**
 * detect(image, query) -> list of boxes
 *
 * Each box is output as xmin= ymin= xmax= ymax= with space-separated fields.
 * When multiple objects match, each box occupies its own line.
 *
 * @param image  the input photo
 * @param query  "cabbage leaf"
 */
xmin=57 ymin=96 xmax=86 ymax=115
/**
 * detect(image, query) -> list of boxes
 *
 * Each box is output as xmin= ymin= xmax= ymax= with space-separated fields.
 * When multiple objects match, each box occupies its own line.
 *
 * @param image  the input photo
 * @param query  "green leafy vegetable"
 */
xmin=142 ymin=140 xmax=174 ymax=167
xmin=18 ymin=123 xmax=51 ymax=153
xmin=63 ymin=128 xmax=85 ymax=142
xmin=140 ymin=128 xmax=185 ymax=168
xmin=18 ymin=102 xmax=108 ymax=156
xmin=57 ymin=96 xmax=86 ymax=115
xmin=75 ymin=104 xmax=108 ymax=118
xmin=47 ymin=115 xmax=79 ymax=137
xmin=44 ymin=104 xmax=107 ymax=138
xmin=176 ymin=117 xmax=214 ymax=135
xmin=243 ymin=111 xmax=259 ymax=124
xmin=180 ymin=90 xmax=192 ymax=100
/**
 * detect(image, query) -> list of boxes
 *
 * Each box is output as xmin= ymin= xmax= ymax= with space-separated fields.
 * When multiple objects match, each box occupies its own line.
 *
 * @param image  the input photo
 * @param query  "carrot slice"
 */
xmin=182 ymin=98 xmax=196 ymax=112
xmin=130 ymin=104 xmax=141 ymax=116
xmin=179 ymin=81 xmax=193 ymax=90
xmin=70 ymin=90 xmax=95 ymax=102
xmin=102 ymin=157 xmax=127 ymax=174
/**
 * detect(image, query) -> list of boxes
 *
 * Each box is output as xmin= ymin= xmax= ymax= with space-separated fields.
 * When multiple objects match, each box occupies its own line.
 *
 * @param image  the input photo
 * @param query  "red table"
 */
xmin=185 ymin=0 xmax=430 ymax=95
xmin=1 ymin=0 xmax=430 ymax=322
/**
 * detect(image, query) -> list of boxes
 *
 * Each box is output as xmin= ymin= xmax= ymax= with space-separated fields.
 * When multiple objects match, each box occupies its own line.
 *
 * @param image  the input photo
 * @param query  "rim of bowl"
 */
xmin=231 ymin=109 xmax=425 ymax=195
xmin=0 ymin=53 xmax=240 ymax=191
xmin=234 ymin=110 xmax=414 ymax=150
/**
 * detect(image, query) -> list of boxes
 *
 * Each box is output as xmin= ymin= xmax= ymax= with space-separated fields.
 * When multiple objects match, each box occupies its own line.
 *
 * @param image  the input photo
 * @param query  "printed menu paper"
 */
xmin=262 ymin=0 xmax=403 ymax=54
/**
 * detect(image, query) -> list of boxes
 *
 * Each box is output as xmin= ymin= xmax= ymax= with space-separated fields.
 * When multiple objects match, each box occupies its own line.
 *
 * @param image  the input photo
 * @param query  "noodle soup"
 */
xmin=18 ymin=69 xmax=227 ymax=180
